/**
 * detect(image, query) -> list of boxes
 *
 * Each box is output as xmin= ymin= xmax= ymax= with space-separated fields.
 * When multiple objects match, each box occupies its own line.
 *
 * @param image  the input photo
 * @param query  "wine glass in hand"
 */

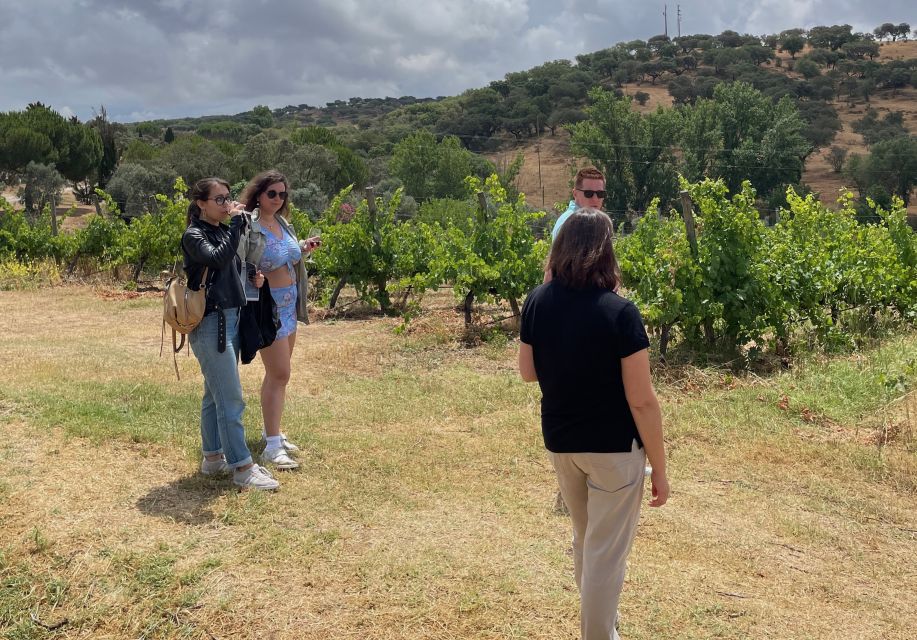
xmin=302 ymin=227 xmax=321 ymax=264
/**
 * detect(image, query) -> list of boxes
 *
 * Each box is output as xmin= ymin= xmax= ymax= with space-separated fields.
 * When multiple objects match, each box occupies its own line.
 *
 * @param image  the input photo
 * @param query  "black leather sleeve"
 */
xmin=181 ymin=216 xmax=246 ymax=269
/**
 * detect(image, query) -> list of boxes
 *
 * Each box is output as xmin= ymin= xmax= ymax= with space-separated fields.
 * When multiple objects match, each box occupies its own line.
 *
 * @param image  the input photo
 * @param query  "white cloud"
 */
xmin=522 ymin=25 xmax=575 ymax=59
xmin=396 ymin=51 xmax=459 ymax=73
xmin=0 ymin=0 xmax=913 ymax=121
xmin=744 ymin=0 xmax=817 ymax=34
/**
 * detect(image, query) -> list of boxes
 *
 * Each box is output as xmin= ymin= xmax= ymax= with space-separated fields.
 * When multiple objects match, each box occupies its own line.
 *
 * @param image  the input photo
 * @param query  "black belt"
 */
xmin=205 ymin=306 xmax=231 ymax=352
xmin=217 ymin=308 xmax=226 ymax=352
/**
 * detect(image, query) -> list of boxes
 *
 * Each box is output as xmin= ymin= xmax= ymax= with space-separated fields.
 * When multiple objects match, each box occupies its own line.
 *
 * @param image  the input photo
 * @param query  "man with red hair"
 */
xmin=551 ymin=166 xmax=607 ymax=240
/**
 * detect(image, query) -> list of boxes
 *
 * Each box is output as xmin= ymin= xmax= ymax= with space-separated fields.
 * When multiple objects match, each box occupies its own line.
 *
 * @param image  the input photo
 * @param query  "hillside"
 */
xmin=497 ymin=40 xmax=917 ymax=219
xmin=140 ymin=96 xmax=446 ymax=133
xmin=5 ymin=28 xmax=915 ymax=231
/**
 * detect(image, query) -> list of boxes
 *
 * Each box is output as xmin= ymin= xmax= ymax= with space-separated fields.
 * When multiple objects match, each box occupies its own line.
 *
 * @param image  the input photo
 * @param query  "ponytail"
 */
xmin=186 ymin=202 xmax=202 ymax=226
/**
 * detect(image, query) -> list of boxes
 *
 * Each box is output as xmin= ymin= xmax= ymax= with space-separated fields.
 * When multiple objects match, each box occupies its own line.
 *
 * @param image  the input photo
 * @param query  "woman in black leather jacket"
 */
xmin=181 ymin=177 xmax=278 ymax=491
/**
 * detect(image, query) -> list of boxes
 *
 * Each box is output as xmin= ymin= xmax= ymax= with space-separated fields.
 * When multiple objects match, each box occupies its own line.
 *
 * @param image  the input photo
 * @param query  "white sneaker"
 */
xmin=281 ymin=434 xmax=300 ymax=452
xmin=200 ymin=456 xmax=229 ymax=475
xmin=261 ymin=447 xmax=300 ymax=470
xmin=233 ymin=464 xmax=279 ymax=491
xmin=262 ymin=431 xmax=300 ymax=452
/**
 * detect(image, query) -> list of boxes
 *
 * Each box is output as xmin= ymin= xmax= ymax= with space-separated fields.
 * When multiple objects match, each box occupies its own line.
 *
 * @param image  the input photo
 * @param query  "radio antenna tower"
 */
xmin=677 ymin=4 xmax=682 ymax=38
xmin=663 ymin=4 xmax=668 ymax=38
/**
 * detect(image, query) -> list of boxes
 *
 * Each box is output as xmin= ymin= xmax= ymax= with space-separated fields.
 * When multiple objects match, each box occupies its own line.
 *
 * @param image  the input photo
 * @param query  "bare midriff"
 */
xmin=264 ymin=264 xmax=296 ymax=289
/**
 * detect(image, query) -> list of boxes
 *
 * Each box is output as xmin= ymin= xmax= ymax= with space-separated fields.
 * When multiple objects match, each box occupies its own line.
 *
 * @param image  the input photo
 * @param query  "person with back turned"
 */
xmin=519 ymin=209 xmax=670 ymax=639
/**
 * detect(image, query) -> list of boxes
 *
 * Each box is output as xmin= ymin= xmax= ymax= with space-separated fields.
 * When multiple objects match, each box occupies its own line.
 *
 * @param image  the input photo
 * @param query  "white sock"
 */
xmin=265 ymin=435 xmax=283 ymax=451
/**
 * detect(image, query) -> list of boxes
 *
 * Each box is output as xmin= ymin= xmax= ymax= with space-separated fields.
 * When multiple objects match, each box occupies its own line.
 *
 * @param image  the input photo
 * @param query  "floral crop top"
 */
xmin=258 ymin=224 xmax=302 ymax=280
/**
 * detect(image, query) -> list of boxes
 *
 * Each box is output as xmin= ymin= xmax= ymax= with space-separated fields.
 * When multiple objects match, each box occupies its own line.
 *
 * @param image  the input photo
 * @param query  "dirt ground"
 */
xmin=488 ymin=134 xmax=578 ymax=211
xmin=58 ymin=189 xmax=97 ymax=231
xmin=1 ymin=186 xmax=97 ymax=231
xmin=802 ymin=40 xmax=917 ymax=216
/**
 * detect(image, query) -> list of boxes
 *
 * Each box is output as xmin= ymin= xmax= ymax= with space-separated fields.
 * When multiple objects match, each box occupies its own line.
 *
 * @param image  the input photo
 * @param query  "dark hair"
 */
xmin=186 ymin=177 xmax=230 ymax=225
xmin=240 ymin=169 xmax=290 ymax=219
xmin=548 ymin=208 xmax=620 ymax=290
xmin=574 ymin=166 xmax=605 ymax=189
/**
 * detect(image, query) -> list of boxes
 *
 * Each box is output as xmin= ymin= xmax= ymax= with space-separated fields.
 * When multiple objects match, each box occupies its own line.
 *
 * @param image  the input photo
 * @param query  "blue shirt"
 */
xmin=551 ymin=200 xmax=577 ymax=241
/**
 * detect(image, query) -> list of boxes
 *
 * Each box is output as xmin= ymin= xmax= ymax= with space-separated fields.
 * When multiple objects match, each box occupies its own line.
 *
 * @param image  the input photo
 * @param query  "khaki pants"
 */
xmin=550 ymin=441 xmax=646 ymax=640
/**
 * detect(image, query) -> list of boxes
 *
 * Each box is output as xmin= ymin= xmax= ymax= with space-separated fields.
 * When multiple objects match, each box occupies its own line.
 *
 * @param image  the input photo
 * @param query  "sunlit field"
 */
xmin=1 ymin=286 xmax=915 ymax=639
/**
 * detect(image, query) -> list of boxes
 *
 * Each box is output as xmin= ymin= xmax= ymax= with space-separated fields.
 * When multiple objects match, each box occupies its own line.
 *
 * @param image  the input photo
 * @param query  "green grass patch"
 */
xmin=766 ymin=334 xmax=917 ymax=423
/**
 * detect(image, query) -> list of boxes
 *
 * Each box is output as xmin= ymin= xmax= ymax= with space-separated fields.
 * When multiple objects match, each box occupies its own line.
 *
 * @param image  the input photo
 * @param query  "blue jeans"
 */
xmin=189 ymin=309 xmax=253 ymax=469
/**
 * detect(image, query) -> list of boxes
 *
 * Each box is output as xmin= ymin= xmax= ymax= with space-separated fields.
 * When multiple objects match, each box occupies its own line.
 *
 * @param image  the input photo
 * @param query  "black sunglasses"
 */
xmin=575 ymin=188 xmax=607 ymax=199
xmin=265 ymin=189 xmax=288 ymax=200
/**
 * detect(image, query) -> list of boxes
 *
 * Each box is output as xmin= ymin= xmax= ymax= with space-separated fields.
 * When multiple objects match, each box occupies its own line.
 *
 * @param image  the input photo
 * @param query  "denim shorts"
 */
xmin=271 ymin=283 xmax=298 ymax=339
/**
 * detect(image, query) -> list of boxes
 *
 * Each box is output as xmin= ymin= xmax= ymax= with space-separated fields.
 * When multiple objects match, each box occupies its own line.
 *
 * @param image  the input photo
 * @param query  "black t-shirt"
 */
xmin=520 ymin=281 xmax=650 ymax=453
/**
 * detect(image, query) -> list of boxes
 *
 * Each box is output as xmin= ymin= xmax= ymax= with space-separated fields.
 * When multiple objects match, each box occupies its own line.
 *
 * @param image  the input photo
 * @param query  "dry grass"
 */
xmin=488 ymin=133 xmax=579 ymax=213
xmin=622 ymin=84 xmax=674 ymax=114
xmin=1 ymin=286 xmax=916 ymax=639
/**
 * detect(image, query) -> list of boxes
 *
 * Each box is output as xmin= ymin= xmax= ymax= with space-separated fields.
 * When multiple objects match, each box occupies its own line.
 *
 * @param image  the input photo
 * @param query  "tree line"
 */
xmin=3 ymin=21 xmax=916 ymax=232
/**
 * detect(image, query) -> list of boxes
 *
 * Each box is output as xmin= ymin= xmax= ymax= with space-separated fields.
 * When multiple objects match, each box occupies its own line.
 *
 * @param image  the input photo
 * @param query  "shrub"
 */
xmin=795 ymin=58 xmax=821 ymax=78
xmin=827 ymin=146 xmax=848 ymax=173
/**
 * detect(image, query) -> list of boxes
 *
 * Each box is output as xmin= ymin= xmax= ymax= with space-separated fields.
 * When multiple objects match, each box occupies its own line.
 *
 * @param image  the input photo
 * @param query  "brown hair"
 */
xmin=240 ymin=169 xmax=291 ymax=218
xmin=547 ymin=208 xmax=620 ymax=291
xmin=186 ymin=177 xmax=231 ymax=225
xmin=574 ymin=166 xmax=605 ymax=189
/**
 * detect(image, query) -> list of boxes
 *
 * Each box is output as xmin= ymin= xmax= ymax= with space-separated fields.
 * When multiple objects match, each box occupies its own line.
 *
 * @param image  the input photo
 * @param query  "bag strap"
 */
xmin=173 ymin=329 xmax=186 ymax=354
xmin=199 ymin=266 xmax=210 ymax=291
xmin=159 ymin=322 xmax=183 ymax=381
xmin=172 ymin=329 xmax=183 ymax=380
xmin=159 ymin=275 xmax=174 ymax=360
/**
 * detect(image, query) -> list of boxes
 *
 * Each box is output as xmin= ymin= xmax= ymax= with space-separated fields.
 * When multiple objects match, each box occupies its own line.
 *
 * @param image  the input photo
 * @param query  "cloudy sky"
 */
xmin=0 ymin=0 xmax=913 ymax=123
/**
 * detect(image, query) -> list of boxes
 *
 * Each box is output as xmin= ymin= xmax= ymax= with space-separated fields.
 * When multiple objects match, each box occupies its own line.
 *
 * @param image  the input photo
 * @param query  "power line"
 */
xmin=397 ymin=130 xmax=912 ymax=156
xmin=397 ymin=139 xmax=916 ymax=179
xmin=476 ymin=129 xmax=891 ymax=151
xmin=374 ymin=132 xmax=915 ymax=179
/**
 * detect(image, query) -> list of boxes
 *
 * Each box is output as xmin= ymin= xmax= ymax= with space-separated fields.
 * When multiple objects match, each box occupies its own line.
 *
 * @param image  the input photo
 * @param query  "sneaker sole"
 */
xmin=260 ymin=457 xmax=299 ymax=470
xmin=234 ymin=483 xmax=279 ymax=491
